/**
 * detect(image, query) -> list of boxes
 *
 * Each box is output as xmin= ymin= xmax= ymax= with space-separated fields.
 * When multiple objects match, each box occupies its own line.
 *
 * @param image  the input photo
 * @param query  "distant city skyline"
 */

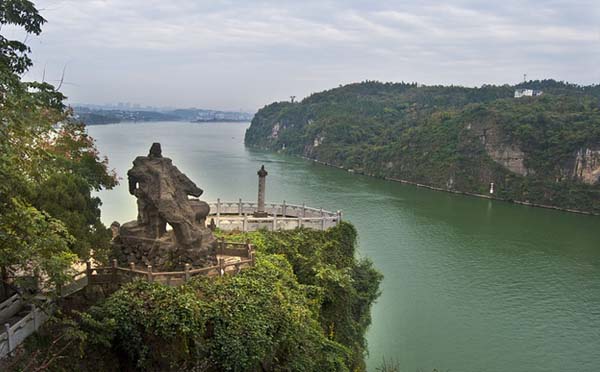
xmin=9 ymin=0 xmax=600 ymax=111
xmin=73 ymin=101 xmax=253 ymax=114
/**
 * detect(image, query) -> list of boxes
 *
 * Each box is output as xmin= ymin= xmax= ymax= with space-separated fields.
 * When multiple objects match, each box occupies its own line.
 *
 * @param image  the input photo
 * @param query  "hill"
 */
xmin=245 ymin=80 xmax=600 ymax=214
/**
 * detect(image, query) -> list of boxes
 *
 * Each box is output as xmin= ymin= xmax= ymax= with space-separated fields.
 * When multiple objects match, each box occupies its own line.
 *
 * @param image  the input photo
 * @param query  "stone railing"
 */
xmin=208 ymin=199 xmax=342 ymax=232
xmin=0 ymin=294 xmax=22 ymax=325
xmin=89 ymin=241 xmax=255 ymax=287
xmin=0 ymin=265 xmax=90 ymax=358
xmin=0 ymin=240 xmax=254 ymax=359
xmin=0 ymin=305 xmax=48 ymax=358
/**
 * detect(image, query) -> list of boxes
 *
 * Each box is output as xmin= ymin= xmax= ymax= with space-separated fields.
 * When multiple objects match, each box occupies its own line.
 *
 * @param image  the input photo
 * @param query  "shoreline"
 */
xmin=85 ymin=120 xmax=250 ymax=126
xmin=299 ymin=156 xmax=599 ymax=217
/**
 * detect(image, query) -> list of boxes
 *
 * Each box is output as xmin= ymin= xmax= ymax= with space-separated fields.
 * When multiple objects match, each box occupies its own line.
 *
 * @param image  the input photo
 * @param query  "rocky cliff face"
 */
xmin=471 ymin=123 xmax=600 ymax=185
xmin=471 ymin=124 xmax=529 ymax=176
xmin=303 ymin=134 xmax=325 ymax=157
xmin=270 ymin=122 xmax=281 ymax=139
xmin=486 ymin=144 xmax=528 ymax=176
xmin=572 ymin=147 xmax=600 ymax=185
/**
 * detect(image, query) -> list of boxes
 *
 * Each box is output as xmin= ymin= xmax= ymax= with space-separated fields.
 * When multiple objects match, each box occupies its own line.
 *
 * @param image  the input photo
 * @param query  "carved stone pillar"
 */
xmin=254 ymin=165 xmax=268 ymax=217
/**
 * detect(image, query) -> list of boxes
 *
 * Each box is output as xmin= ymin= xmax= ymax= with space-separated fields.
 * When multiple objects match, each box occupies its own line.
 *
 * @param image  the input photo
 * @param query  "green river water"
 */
xmin=88 ymin=121 xmax=600 ymax=372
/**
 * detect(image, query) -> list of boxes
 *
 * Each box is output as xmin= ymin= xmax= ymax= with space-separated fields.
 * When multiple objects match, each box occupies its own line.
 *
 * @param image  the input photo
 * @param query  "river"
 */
xmin=88 ymin=121 xmax=600 ymax=372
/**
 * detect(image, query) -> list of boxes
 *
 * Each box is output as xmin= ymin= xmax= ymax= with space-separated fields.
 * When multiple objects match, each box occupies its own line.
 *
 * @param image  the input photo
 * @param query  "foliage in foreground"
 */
xmin=8 ymin=223 xmax=381 ymax=372
xmin=100 ymin=256 xmax=350 ymax=371
xmin=0 ymin=0 xmax=117 ymax=294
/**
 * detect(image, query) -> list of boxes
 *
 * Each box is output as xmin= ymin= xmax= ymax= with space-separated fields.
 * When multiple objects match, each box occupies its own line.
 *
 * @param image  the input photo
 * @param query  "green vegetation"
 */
xmin=7 ymin=223 xmax=382 ymax=371
xmin=2 ymin=4 xmax=381 ymax=371
xmin=220 ymin=223 xmax=382 ymax=370
xmin=245 ymin=81 xmax=600 ymax=214
xmin=0 ymin=0 xmax=116 ymax=294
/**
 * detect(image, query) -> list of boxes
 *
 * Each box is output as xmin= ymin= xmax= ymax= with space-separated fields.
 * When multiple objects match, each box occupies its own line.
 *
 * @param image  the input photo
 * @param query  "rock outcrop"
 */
xmin=485 ymin=143 xmax=528 ymax=176
xmin=475 ymin=125 xmax=528 ymax=176
xmin=572 ymin=147 xmax=600 ymax=185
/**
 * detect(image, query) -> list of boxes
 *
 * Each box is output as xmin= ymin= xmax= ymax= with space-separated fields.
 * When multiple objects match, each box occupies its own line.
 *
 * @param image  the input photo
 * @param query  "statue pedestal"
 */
xmin=113 ymin=220 xmax=216 ymax=270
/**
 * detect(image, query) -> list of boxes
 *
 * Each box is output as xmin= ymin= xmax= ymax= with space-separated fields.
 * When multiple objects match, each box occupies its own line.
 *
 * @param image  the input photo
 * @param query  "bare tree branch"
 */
xmin=57 ymin=64 xmax=68 ymax=91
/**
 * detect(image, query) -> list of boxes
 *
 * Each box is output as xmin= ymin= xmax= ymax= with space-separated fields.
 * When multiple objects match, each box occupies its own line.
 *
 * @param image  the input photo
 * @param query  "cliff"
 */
xmin=245 ymin=80 xmax=600 ymax=214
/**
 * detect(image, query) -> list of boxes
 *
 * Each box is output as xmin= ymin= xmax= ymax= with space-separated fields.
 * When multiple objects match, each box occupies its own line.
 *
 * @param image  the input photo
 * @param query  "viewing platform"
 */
xmin=207 ymin=199 xmax=342 ymax=232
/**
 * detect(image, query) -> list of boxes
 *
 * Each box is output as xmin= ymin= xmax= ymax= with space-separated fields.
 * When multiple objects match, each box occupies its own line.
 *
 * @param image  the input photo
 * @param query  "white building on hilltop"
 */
xmin=514 ymin=88 xmax=543 ymax=98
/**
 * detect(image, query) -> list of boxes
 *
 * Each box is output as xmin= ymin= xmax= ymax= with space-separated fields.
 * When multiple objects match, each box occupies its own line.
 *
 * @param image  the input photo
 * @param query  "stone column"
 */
xmin=254 ymin=165 xmax=268 ymax=217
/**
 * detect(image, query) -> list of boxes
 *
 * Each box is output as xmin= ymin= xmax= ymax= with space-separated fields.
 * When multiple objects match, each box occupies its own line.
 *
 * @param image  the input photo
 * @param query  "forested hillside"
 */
xmin=245 ymin=81 xmax=600 ymax=214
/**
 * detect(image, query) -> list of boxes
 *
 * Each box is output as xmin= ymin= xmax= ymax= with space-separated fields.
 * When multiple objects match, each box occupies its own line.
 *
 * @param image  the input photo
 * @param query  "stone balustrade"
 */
xmin=207 ymin=199 xmax=342 ymax=232
xmin=0 ymin=305 xmax=48 ymax=358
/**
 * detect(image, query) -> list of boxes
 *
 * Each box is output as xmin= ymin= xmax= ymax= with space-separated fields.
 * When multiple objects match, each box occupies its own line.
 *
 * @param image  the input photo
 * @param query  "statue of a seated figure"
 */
xmin=113 ymin=143 xmax=215 ymax=269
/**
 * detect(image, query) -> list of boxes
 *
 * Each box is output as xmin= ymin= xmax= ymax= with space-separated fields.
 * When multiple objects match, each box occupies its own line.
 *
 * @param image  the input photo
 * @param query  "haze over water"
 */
xmin=89 ymin=121 xmax=600 ymax=372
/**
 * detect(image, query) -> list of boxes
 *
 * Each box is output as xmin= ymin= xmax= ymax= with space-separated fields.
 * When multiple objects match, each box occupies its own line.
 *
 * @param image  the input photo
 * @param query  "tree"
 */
xmin=0 ymin=0 xmax=117 ymax=297
xmin=0 ymin=0 xmax=45 ymax=84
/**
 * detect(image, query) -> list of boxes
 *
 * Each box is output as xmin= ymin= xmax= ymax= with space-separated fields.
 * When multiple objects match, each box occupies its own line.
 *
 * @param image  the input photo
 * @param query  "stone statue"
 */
xmin=112 ymin=143 xmax=215 ymax=269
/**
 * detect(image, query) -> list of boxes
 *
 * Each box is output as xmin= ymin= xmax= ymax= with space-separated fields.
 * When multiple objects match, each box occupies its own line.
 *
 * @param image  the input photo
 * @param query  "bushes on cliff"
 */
xmin=10 ymin=223 xmax=380 ymax=371
xmin=219 ymin=222 xmax=383 ymax=371
xmin=91 ymin=222 xmax=380 ymax=371
xmin=72 ymin=254 xmax=349 ymax=371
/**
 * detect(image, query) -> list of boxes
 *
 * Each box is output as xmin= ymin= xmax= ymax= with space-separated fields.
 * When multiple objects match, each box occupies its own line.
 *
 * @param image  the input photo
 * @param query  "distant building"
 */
xmin=514 ymin=89 xmax=543 ymax=98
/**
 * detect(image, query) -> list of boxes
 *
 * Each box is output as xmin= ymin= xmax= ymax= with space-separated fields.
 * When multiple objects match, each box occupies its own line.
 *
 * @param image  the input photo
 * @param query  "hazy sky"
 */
xmin=12 ymin=0 xmax=600 ymax=111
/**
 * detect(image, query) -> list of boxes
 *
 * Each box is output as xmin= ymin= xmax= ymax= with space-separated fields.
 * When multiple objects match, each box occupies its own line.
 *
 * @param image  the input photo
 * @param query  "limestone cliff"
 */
xmin=245 ymin=81 xmax=600 ymax=214
xmin=469 ymin=123 xmax=529 ymax=176
xmin=572 ymin=147 xmax=600 ymax=185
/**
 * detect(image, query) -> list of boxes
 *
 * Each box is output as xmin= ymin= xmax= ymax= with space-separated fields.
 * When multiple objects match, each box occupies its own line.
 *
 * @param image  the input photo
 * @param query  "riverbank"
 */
xmin=301 ymin=155 xmax=599 ymax=217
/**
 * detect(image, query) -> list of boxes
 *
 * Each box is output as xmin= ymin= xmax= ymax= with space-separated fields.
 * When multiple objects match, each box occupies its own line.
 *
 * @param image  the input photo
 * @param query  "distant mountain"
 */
xmin=74 ymin=106 xmax=253 ymax=125
xmin=245 ymin=79 xmax=600 ymax=214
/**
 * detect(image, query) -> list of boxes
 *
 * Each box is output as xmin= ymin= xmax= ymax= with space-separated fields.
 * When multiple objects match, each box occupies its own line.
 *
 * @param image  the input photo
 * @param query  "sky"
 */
xmin=8 ymin=0 xmax=600 ymax=111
